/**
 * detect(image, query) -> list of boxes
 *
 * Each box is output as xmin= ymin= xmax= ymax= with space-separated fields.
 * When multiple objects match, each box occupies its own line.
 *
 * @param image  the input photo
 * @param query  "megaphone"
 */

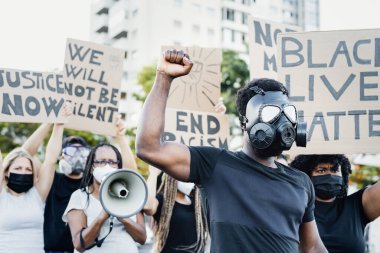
xmin=99 ymin=169 xmax=148 ymax=218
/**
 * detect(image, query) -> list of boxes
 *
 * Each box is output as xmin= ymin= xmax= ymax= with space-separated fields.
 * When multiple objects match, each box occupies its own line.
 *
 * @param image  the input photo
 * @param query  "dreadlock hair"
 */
xmin=153 ymin=174 xmax=208 ymax=253
xmin=236 ymin=78 xmax=288 ymax=122
xmin=290 ymin=154 xmax=352 ymax=198
xmin=80 ymin=143 xmax=123 ymax=195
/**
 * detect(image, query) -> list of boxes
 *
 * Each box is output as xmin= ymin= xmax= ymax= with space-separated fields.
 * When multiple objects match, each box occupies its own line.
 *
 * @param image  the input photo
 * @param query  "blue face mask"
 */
xmin=312 ymin=174 xmax=343 ymax=199
xmin=7 ymin=173 xmax=33 ymax=193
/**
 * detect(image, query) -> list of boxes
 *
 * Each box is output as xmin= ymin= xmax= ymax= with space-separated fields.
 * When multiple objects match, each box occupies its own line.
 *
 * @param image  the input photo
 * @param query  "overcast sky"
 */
xmin=0 ymin=0 xmax=379 ymax=72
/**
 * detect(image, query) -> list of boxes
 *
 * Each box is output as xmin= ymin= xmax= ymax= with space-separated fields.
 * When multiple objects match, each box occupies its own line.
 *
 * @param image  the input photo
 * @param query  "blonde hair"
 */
xmin=153 ymin=174 xmax=208 ymax=253
xmin=1 ymin=148 xmax=37 ymax=189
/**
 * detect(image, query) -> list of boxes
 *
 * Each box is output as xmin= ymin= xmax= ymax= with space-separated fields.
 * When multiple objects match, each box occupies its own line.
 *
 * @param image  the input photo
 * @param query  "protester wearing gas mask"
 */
xmin=44 ymin=114 xmax=138 ymax=253
xmin=136 ymin=50 xmax=327 ymax=252
xmin=290 ymin=155 xmax=380 ymax=253
xmin=63 ymin=143 xmax=146 ymax=253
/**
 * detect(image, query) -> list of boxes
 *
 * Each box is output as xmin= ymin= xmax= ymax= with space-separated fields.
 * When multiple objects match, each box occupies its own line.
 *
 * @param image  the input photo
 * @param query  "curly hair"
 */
xmin=236 ymin=78 xmax=288 ymax=118
xmin=290 ymin=155 xmax=352 ymax=197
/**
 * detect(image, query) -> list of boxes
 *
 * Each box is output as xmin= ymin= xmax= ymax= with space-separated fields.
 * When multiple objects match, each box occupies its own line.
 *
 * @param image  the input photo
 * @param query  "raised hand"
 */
xmin=214 ymin=97 xmax=227 ymax=114
xmin=157 ymin=49 xmax=193 ymax=78
xmin=115 ymin=114 xmax=126 ymax=138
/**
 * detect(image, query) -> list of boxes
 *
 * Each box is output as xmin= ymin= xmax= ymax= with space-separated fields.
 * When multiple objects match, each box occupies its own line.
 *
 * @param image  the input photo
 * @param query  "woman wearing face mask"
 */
xmin=0 ymin=123 xmax=66 ymax=253
xmin=144 ymin=165 xmax=208 ymax=253
xmin=290 ymin=155 xmax=380 ymax=253
xmin=63 ymin=143 xmax=146 ymax=253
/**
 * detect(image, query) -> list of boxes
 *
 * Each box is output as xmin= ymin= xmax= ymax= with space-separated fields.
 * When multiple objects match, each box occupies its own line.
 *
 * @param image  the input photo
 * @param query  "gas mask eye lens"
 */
xmin=284 ymin=105 xmax=297 ymax=123
xmin=261 ymin=105 xmax=281 ymax=123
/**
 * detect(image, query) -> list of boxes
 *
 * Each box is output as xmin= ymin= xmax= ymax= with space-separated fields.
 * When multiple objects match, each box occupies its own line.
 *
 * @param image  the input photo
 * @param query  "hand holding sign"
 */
xmin=60 ymin=102 xmax=73 ymax=120
xmin=115 ymin=114 xmax=127 ymax=138
xmin=214 ymin=97 xmax=226 ymax=114
xmin=157 ymin=49 xmax=193 ymax=78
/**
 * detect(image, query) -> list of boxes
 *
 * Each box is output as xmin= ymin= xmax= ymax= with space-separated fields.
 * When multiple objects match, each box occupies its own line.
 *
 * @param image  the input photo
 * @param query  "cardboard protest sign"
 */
xmin=164 ymin=108 xmax=229 ymax=148
xmin=63 ymin=38 xmax=125 ymax=136
xmin=162 ymin=46 xmax=222 ymax=113
xmin=277 ymin=29 xmax=380 ymax=154
xmin=248 ymin=17 xmax=301 ymax=79
xmin=0 ymin=68 xmax=67 ymax=123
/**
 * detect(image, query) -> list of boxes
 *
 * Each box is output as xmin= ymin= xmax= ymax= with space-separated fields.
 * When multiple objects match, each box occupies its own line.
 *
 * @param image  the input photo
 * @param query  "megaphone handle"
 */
xmin=80 ymin=216 xmax=114 ymax=250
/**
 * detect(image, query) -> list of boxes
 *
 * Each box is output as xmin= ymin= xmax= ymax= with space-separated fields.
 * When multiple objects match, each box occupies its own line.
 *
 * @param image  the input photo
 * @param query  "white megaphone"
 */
xmin=99 ymin=169 xmax=148 ymax=218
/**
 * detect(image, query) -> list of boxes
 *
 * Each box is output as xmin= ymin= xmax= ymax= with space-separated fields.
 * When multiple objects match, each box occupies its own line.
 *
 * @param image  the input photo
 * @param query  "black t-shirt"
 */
xmin=44 ymin=172 xmax=82 ymax=251
xmin=189 ymin=146 xmax=315 ymax=253
xmin=153 ymin=193 xmax=198 ymax=253
xmin=315 ymin=189 xmax=370 ymax=253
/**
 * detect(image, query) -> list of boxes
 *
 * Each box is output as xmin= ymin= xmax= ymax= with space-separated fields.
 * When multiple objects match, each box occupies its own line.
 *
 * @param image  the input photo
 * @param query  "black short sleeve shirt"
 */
xmin=188 ymin=146 xmax=315 ymax=253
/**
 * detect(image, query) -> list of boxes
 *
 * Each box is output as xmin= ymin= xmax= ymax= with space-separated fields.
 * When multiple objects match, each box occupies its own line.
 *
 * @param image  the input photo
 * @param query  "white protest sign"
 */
xmin=278 ymin=29 xmax=380 ymax=154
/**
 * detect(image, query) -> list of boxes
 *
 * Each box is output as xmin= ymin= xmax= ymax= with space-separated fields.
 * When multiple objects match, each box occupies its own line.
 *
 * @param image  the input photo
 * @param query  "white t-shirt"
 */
xmin=63 ymin=189 xmax=139 ymax=253
xmin=0 ymin=187 xmax=45 ymax=253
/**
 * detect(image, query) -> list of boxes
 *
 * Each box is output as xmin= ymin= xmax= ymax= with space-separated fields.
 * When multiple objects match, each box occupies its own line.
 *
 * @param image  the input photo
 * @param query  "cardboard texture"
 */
xmin=164 ymin=108 xmax=229 ymax=149
xmin=248 ymin=16 xmax=301 ymax=80
xmin=162 ymin=46 xmax=222 ymax=113
xmin=0 ymin=68 xmax=67 ymax=123
xmin=277 ymin=29 xmax=380 ymax=154
xmin=63 ymin=38 xmax=125 ymax=136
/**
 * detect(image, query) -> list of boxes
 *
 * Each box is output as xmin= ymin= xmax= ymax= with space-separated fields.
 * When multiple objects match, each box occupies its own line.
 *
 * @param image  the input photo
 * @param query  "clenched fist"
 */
xmin=157 ymin=49 xmax=193 ymax=78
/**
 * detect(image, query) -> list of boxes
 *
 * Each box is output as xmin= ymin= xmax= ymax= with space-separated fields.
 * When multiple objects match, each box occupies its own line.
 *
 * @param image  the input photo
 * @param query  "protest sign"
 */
xmin=248 ymin=17 xmax=300 ymax=79
xmin=63 ymin=38 xmax=125 ymax=136
xmin=278 ymin=29 xmax=380 ymax=154
xmin=0 ymin=68 xmax=66 ymax=123
xmin=164 ymin=108 xmax=229 ymax=148
xmin=162 ymin=46 xmax=222 ymax=113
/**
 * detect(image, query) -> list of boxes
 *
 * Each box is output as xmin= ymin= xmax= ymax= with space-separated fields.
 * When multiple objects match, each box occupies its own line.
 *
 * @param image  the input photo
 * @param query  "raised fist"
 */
xmin=157 ymin=49 xmax=193 ymax=78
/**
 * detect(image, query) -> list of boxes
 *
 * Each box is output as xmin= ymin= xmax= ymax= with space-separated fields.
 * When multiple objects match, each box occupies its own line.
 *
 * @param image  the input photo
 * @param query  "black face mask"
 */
xmin=312 ymin=174 xmax=343 ymax=200
xmin=7 ymin=173 xmax=34 ymax=193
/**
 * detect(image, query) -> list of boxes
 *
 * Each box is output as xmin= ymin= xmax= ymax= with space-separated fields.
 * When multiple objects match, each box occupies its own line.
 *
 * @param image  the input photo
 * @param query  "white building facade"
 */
xmin=90 ymin=0 xmax=319 ymax=126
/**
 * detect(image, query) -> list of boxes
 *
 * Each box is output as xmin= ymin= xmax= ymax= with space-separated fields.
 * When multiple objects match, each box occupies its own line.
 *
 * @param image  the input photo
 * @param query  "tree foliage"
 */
xmin=134 ymin=64 xmax=156 ymax=101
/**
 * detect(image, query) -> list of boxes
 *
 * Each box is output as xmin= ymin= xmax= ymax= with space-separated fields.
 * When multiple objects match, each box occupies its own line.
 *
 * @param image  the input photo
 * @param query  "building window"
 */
xmin=206 ymin=7 xmax=215 ymax=16
xmin=174 ymin=0 xmax=182 ymax=7
xmin=193 ymin=25 xmax=200 ymax=33
xmin=242 ymin=0 xmax=250 ymax=5
xmin=231 ymin=30 xmax=235 ymax=42
xmin=242 ymin=33 xmax=247 ymax=43
xmin=223 ymin=8 xmax=235 ymax=21
xmin=208 ymin=28 xmax=215 ymax=36
xmin=132 ymin=9 xmax=138 ymax=17
xmin=120 ymin=92 xmax=127 ymax=100
xmin=114 ymin=31 xmax=128 ymax=39
xmin=242 ymin=12 xmax=248 ymax=24
xmin=192 ymin=3 xmax=201 ymax=13
xmin=173 ymin=20 xmax=182 ymax=28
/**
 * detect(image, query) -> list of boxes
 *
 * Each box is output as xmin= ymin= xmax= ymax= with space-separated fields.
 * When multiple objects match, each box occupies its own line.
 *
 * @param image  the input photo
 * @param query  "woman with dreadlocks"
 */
xmin=290 ymin=154 xmax=380 ymax=253
xmin=63 ymin=143 xmax=146 ymax=253
xmin=144 ymin=165 xmax=208 ymax=253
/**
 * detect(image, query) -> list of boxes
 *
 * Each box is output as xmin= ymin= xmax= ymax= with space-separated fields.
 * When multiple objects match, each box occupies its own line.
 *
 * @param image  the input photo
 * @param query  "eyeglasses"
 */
xmin=63 ymin=146 xmax=90 ymax=157
xmin=93 ymin=160 xmax=119 ymax=168
xmin=259 ymin=104 xmax=297 ymax=124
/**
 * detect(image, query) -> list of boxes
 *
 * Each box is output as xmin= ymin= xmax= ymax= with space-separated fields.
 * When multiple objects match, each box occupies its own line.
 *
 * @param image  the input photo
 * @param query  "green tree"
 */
xmin=221 ymin=50 xmax=250 ymax=116
xmin=134 ymin=63 xmax=156 ymax=101
xmin=0 ymin=123 xmax=39 ymax=153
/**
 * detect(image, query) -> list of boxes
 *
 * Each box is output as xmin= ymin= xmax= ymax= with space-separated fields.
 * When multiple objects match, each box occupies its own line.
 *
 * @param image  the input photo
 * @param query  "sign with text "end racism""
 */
xmin=164 ymin=108 xmax=230 ymax=149
xmin=63 ymin=38 xmax=125 ymax=136
xmin=278 ymin=29 xmax=380 ymax=154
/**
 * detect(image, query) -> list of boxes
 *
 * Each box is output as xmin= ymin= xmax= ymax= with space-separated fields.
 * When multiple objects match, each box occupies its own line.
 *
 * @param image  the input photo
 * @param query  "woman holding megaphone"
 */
xmin=63 ymin=143 xmax=146 ymax=253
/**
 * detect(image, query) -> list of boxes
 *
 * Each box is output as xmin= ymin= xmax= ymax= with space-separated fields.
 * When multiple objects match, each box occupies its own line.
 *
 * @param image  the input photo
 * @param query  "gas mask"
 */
xmin=243 ymin=89 xmax=307 ymax=157
xmin=58 ymin=146 xmax=89 ymax=176
xmin=58 ymin=157 xmax=86 ymax=176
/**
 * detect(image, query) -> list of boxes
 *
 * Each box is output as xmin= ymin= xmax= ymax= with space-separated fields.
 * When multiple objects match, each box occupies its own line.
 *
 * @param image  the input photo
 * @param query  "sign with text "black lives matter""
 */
xmin=0 ymin=68 xmax=67 ymax=123
xmin=63 ymin=38 xmax=125 ymax=136
xmin=278 ymin=29 xmax=380 ymax=154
